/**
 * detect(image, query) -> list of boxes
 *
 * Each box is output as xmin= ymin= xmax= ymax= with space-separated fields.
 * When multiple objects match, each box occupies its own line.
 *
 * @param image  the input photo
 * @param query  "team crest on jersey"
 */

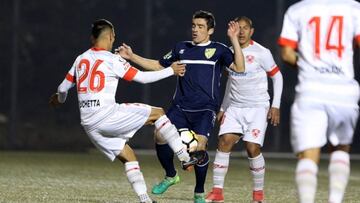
xmin=252 ymin=129 xmax=261 ymax=138
xmin=246 ymin=55 xmax=255 ymax=64
xmin=163 ymin=51 xmax=173 ymax=59
xmin=179 ymin=49 xmax=185 ymax=54
xmin=204 ymin=48 xmax=216 ymax=59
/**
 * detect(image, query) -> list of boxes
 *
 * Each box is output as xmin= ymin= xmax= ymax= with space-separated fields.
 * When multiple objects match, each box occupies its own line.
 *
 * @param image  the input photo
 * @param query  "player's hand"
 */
xmin=171 ymin=61 xmax=186 ymax=76
xmin=49 ymin=93 xmax=61 ymax=107
xmin=115 ymin=43 xmax=133 ymax=60
xmin=217 ymin=111 xmax=224 ymax=122
xmin=267 ymin=107 xmax=280 ymax=126
xmin=227 ymin=21 xmax=240 ymax=39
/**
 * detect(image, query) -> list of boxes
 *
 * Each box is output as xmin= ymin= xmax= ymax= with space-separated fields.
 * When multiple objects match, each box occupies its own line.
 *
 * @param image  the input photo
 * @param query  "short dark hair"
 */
xmin=233 ymin=16 xmax=253 ymax=28
xmin=193 ymin=10 xmax=216 ymax=30
xmin=91 ymin=19 xmax=114 ymax=39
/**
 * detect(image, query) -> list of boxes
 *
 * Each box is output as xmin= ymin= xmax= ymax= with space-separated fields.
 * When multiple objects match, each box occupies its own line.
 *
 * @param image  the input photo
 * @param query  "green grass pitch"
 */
xmin=0 ymin=151 xmax=359 ymax=202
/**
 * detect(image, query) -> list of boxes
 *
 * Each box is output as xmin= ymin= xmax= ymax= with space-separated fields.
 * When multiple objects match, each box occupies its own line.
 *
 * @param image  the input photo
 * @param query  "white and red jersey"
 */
xmin=278 ymin=0 xmax=360 ymax=107
xmin=58 ymin=47 xmax=140 ymax=130
xmin=222 ymin=41 xmax=283 ymax=109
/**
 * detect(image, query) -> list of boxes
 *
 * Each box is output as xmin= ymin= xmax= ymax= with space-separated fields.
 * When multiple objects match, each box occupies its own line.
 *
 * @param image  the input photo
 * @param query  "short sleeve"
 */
xmin=353 ymin=3 xmax=360 ymax=43
xmin=261 ymin=49 xmax=277 ymax=72
xmin=278 ymin=7 xmax=299 ymax=48
xmin=159 ymin=44 xmax=179 ymax=67
xmin=112 ymin=55 xmax=138 ymax=81
xmin=220 ymin=46 xmax=234 ymax=67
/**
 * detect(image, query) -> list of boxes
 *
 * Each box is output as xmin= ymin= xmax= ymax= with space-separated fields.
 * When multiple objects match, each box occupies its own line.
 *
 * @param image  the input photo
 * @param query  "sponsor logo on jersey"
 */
xmin=79 ymin=100 xmax=100 ymax=108
xmin=246 ymin=55 xmax=255 ymax=64
xmin=228 ymin=71 xmax=247 ymax=77
xmin=205 ymin=48 xmax=216 ymax=59
xmin=179 ymin=49 xmax=185 ymax=54
xmin=313 ymin=66 xmax=344 ymax=75
xmin=163 ymin=51 xmax=172 ymax=59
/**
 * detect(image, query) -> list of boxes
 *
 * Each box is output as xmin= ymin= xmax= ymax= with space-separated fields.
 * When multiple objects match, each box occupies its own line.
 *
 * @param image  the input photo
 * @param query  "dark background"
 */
xmin=1 ymin=0 xmax=359 ymax=153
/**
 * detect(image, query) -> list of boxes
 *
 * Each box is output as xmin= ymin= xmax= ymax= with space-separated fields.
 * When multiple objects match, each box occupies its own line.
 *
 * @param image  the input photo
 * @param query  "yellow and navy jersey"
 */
xmin=159 ymin=40 xmax=234 ymax=111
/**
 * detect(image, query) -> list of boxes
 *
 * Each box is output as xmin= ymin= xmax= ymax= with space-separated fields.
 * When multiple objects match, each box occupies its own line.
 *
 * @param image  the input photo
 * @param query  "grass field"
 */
xmin=0 ymin=151 xmax=359 ymax=203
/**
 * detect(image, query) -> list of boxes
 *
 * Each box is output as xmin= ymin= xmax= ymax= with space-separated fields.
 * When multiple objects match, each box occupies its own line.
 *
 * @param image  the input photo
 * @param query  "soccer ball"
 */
xmin=178 ymin=128 xmax=198 ymax=153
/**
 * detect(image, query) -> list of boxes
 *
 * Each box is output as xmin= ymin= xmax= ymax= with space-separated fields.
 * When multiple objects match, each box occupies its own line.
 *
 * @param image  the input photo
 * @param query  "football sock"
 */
xmin=213 ymin=150 xmax=230 ymax=189
xmin=328 ymin=151 xmax=350 ymax=203
xmin=296 ymin=158 xmax=318 ymax=203
xmin=155 ymin=143 xmax=177 ymax=177
xmin=194 ymin=151 xmax=209 ymax=193
xmin=155 ymin=115 xmax=190 ymax=162
xmin=125 ymin=161 xmax=151 ymax=202
xmin=248 ymin=153 xmax=265 ymax=192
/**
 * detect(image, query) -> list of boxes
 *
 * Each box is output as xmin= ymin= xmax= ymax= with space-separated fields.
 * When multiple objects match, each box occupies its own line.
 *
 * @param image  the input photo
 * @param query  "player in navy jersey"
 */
xmin=118 ymin=10 xmax=245 ymax=203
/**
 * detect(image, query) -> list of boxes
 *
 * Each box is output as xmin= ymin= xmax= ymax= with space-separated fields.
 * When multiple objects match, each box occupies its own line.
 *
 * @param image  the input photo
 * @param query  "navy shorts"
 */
xmin=166 ymin=104 xmax=216 ymax=137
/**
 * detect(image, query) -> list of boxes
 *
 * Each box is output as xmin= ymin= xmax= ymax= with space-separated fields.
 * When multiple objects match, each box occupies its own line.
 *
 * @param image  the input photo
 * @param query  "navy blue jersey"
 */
xmin=159 ymin=41 xmax=234 ymax=111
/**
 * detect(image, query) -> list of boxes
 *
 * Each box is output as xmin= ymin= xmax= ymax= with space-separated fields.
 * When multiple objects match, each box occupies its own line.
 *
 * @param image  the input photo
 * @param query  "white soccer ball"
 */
xmin=178 ymin=128 xmax=198 ymax=153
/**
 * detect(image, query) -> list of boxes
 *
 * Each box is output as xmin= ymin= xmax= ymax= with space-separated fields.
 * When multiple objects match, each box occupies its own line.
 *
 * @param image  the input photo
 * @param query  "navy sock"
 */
xmin=194 ymin=151 xmax=209 ymax=193
xmin=155 ymin=143 xmax=176 ymax=177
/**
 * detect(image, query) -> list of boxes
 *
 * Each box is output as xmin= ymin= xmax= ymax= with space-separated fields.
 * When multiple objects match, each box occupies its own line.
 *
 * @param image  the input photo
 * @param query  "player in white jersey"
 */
xmin=278 ymin=0 xmax=360 ymax=202
xmin=205 ymin=16 xmax=283 ymax=203
xmin=49 ymin=19 xmax=199 ymax=203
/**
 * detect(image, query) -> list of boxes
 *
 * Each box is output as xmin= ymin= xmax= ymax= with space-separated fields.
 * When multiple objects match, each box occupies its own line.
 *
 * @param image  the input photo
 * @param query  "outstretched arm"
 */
xmin=227 ymin=21 xmax=245 ymax=72
xmin=116 ymin=43 xmax=163 ymax=71
xmin=132 ymin=61 xmax=186 ymax=84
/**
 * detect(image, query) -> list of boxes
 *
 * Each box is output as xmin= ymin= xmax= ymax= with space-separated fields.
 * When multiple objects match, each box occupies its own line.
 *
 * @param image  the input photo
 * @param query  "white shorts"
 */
xmin=85 ymin=103 xmax=151 ymax=161
xmin=219 ymin=106 xmax=269 ymax=146
xmin=291 ymin=100 xmax=359 ymax=153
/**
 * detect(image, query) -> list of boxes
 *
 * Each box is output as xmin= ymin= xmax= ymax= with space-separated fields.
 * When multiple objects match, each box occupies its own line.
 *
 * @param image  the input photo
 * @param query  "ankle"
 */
xmin=212 ymin=187 xmax=223 ymax=194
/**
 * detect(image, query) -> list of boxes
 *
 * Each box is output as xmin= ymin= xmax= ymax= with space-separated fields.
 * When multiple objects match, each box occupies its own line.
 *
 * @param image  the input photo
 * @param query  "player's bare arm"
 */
xmin=267 ymin=107 xmax=280 ymax=126
xmin=170 ymin=61 xmax=186 ymax=76
xmin=280 ymin=46 xmax=297 ymax=66
xmin=227 ymin=21 xmax=245 ymax=72
xmin=117 ymin=43 xmax=163 ymax=71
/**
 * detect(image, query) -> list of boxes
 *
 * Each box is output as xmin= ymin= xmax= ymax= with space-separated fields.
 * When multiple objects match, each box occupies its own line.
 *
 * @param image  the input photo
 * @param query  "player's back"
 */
xmin=72 ymin=48 xmax=122 ymax=130
xmin=281 ymin=0 xmax=360 ymax=106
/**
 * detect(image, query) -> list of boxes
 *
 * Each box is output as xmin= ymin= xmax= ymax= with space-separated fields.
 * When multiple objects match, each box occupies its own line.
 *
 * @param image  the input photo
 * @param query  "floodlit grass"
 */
xmin=0 ymin=151 xmax=359 ymax=202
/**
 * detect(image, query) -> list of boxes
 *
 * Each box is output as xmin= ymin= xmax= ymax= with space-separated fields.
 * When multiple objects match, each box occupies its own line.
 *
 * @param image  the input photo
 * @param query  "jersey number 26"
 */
xmin=77 ymin=59 xmax=105 ymax=94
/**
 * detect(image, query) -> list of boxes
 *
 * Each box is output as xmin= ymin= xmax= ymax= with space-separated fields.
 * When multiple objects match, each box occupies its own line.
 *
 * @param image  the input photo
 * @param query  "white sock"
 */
xmin=296 ymin=159 xmax=318 ymax=203
xmin=248 ymin=153 xmax=265 ymax=191
xmin=125 ymin=161 xmax=151 ymax=203
xmin=155 ymin=115 xmax=190 ymax=162
xmin=328 ymin=151 xmax=350 ymax=203
xmin=213 ymin=150 xmax=230 ymax=189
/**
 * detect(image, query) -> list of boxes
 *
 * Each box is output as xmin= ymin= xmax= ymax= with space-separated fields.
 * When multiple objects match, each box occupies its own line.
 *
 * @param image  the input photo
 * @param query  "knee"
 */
xmin=218 ymin=136 xmax=236 ymax=152
xmin=147 ymin=107 xmax=165 ymax=125
xmin=246 ymin=142 xmax=261 ymax=158
xmin=152 ymin=107 xmax=165 ymax=119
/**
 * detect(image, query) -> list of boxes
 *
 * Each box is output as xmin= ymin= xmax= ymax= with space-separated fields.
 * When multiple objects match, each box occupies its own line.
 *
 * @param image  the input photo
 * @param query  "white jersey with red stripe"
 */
xmin=278 ymin=0 xmax=360 ymax=107
xmin=222 ymin=41 xmax=281 ymax=109
xmin=58 ymin=47 xmax=139 ymax=130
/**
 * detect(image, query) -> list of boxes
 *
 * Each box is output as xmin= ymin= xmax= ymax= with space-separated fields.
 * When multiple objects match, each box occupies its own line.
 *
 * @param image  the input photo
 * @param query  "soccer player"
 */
xmin=49 ymin=19 xmax=198 ymax=203
xmin=205 ymin=16 xmax=283 ymax=203
xmin=278 ymin=1 xmax=360 ymax=202
xmin=118 ymin=10 xmax=245 ymax=203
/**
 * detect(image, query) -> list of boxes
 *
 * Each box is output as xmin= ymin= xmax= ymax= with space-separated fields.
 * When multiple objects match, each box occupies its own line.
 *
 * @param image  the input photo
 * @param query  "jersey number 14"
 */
xmin=308 ymin=16 xmax=344 ymax=58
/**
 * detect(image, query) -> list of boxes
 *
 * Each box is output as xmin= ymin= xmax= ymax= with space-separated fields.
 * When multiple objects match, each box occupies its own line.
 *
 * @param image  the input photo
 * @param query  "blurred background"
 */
xmin=1 ymin=0 xmax=359 ymax=153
